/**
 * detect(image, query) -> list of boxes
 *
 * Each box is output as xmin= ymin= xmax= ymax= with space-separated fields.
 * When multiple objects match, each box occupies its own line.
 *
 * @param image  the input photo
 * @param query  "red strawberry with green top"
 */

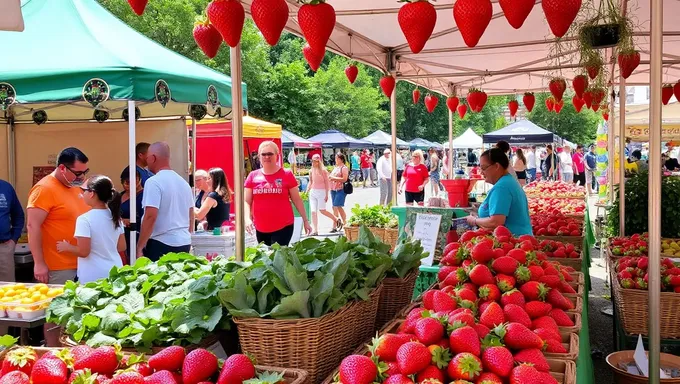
xmin=513 ymin=349 xmax=550 ymax=372
xmin=422 ymin=290 xmax=437 ymax=310
xmin=183 ymin=349 xmax=218 ymax=384
xmin=471 ymin=242 xmax=494 ymax=263
xmin=207 ymin=0 xmax=245 ymax=48
xmin=397 ymin=342 xmax=432 ymax=375
xmin=111 ymin=372 xmax=144 ymax=384
xmin=193 ymin=19 xmax=223 ymax=59
xmin=302 ymin=43 xmax=324 ymax=72
xmin=449 ymin=326 xmax=481 ymax=356
xmin=509 ymin=364 xmax=548 ymax=383
xmin=433 ymin=290 xmax=458 ymax=312
xmin=447 ymin=353 xmax=482 ymax=380
xmin=474 ymin=323 xmax=491 ymax=339
xmin=481 ymin=346 xmax=514 ymax=378
xmin=384 ymin=374 xmax=414 ymax=384
xmin=523 ymin=93 xmax=535 ymax=112
xmin=438 ymin=266 xmax=456 ymax=282
xmin=496 ymin=274 xmax=516 ymax=292
xmin=398 ymin=0 xmax=437 ymax=54
xmin=31 ymin=355 xmax=69 ymax=384
xmin=415 ymin=317 xmax=445 ymax=345
xmin=499 ymin=0 xmax=534 ymax=29
xmin=525 ymin=301 xmax=552 ymax=319
xmin=480 ymin=302 xmax=505 ymax=328
xmin=251 ymin=0 xmax=289 ymax=46
xmin=127 ymin=0 xmax=148 ymax=15
xmin=501 ymin=289 xmax=526 ymax=308
xmin=339 ymin=355 xmax=378 ymax=384
xmin=1 ymin=347 xmax=36 ymax=377
xmin=217 ymin=354 xmax=256 ymax=384
xmin=469 ymin=264 xmax=494 ymax=286
xmin=75 ymin=346 xmax=120 ymax=376
xmin=492 ymin=256 xmax=519 ymax=275
xmin=545 ymin=338 xmax=568 ymax=353
xmin=508 ymin=99 xmax=519 ymax=117
xmin=143 ymin=370 xmax=178 ymax=384
xmin=457 ymin=103 xmax=467 ymax=119
xmin=70 ymin=346 xmax=94 ymax=366
xmin=506 ymin=249 xmax=527 ymax=264
xmin=447 ymin=96 xmax=460 ymax=113
xmin=541 ymin=0 xmax=582 ymax=38
xmin=479 ymin=284 xmax=501 ymax=302
xmin=297 ymin=1 xmax=336 ymax=53
xmin=559 ymin=281 xmax=576 ymax=294
xmin=548 ymin=78 xmax=567 ymax=101
xmin=453 ymin=0 xmax=492 ymax=47
xmin=532 ymin=316 xmax=559 ymax=334
xmin=424 ymin=94 xmax=439 ymax=113
xmin=527 ymin=266 xmax=544 ymax=281
xmin=148 ymin=346 xmax=185 ymax=372
xmin=503 ymin=304 xmax=532 ymax=328
xmin=380 ymin=76 xmax=396 ymax=98
xmin=417 ymin=365 xmax=446 ymax=382
xmin=496 ymin=323 xmax=544 ymax=350
xmin=549 ymin=308 xmax=574 ymax=326
xmin=520 ymin=281 xmax=549 ymax=301
xmin=539 ymin=275 xmax=562 ymax=289
xmin=370 ymin=333 xmax=411 ymax=362
xmin=546 ymin=289 xmax=574 ymax=310
xmin=0 ymin=371 xmax=29 ymax=384
xmin=618 ymin=50 xmax=640 ymax=79
xmin=534 ymin=327 xmax=561 ymax=344
xmin=476 ymin=372 xmax=503 ymax=383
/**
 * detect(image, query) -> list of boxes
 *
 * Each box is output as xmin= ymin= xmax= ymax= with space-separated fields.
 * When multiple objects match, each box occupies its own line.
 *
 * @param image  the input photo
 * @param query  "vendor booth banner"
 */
xmin=596 ymin=122 xmax=609 ymax=200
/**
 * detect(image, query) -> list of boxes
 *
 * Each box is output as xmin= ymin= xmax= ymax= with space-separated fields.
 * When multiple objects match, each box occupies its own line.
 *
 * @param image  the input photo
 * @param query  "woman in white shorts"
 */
xmin=307 ymin=154 xmax=339 ymax=235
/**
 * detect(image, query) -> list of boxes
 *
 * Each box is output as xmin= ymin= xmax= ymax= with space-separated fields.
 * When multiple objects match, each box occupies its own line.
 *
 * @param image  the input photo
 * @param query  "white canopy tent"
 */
xmin=450 ymin=128 xmax=483 ymax=149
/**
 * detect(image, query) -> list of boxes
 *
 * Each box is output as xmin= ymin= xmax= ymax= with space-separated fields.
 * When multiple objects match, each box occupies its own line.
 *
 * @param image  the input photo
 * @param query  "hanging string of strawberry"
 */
xmin=454 ymin=0 xmax=493 ymax=48
xmin=297 ymin=0 xmax=336 ymax=54
xmin=207 ymin=0 xmax=245 ymax=48
xmin=424 ymin=94 xmax=439 ymax=113
xmin=662 ymin=84 xmax=674 ymax=105
xmin=302 ymin=43 xmax=324 ymax=71
xmin=618 ymin=49 xmax=640 ymax=79
xmin=467 ymin=88 xmax=488 ymax=112
xmin=522 ymin=92 xmax=535 ymax=113
xmin=413 ymin=88 xmax=422 ymax=104
xmin=457 ymin=103 xmax=468 ymax=119
xmin=548 ymin=78 xmax=566 ymax=102
xmin=251 ymin=0 xmax=290 ymax=46
xmin=542 ymin=0 xmax=582 ymax=38
xmin=573 ymin=95 xmax=585 ymax=113
xmin=398 ymin=0 xmax=438 ymax=54
xmin=554 ymin=99 xmax=564 ymax=114
xmin=193 ymin=16 xmax=223 ymax=59
xmin=446 ymin=95 xmax=460 ymax=113
xmin=545 ymin=96 xmax=555 ymax=112
xmin=572 ymin=75 xmax=588 ymax=99
xmin=508 ymin=98 xmax=519 ymax=118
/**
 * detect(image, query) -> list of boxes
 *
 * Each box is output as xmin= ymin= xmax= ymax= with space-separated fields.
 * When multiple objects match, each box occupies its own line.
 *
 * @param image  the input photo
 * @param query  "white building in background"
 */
xmin=623 ymin=86 xmax=650 ymax=105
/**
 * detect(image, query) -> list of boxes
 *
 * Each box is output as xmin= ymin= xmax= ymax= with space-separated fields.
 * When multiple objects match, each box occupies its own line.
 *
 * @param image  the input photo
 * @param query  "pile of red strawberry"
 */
xmin=609 ymin=233 xmax=648 ymax=256
xmin=539 ymin=240 xmax=580 ymax=259
xmin=531 ymin=214 xmax=583 ymax=237
xmin=523 ymin=181 xmax=585 ymax=199
xmin=527 ymin=198 xmax=586 ymax=216
xmin=614 ymin=256 xmax=680 ymax=292
xmin=0 ymin=345 xmax=271 ymax=384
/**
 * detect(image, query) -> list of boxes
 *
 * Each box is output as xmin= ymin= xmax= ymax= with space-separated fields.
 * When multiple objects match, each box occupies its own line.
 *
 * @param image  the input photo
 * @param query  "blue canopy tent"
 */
xmin=483 ymin=120 xmax=563 ymax=145
xmin=308 ymin=129 xmax=370 ymax=149
xmin=410 ymin=138 xmax=442 ymax=150
xmin=281 ymin=130 xmax=321 ymax=149
xmin=361 ymin=130 xmax=409 ymax=148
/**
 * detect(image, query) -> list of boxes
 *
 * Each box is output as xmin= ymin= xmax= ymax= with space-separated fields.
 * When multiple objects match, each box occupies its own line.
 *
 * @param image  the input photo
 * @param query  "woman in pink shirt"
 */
xmin=245 ymin=141 xmax=311 ymax=246
xmin=306 ymin=154 xmax=339 ymax=235
xmin=572 ymin=145 xmax=586 ymax=186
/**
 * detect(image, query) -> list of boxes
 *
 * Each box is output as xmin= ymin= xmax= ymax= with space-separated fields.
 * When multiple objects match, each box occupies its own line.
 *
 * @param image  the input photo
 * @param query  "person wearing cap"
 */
xmin=376 ymin=149 xmax=393 ymax=206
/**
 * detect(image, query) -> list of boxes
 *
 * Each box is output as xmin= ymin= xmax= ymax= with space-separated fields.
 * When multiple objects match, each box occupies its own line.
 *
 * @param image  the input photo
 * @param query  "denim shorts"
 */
xmin=330 ymin=189 xmax=347 ymax=207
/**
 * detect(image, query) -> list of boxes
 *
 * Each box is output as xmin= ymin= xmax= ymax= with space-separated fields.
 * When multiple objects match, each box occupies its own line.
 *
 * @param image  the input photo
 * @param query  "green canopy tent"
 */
xmin=0 ymin=0 xmax=247 ymax=262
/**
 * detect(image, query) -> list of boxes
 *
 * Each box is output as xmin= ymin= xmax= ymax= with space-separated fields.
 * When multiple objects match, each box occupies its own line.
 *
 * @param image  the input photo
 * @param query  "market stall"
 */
xmin=483 ymin=120 xmax=563 ymax=145
xmin=282 ymin=130 xmax=321 ymax=149
xmin=307 ymin=129 xmax=370 ymax=149
xmin=361 ymin=130 xmax=410 ymax=149
xmin=450 ymin=128 xmax=484 ymax=149
xmin=409 ymin=137 xmax=442 ymax=150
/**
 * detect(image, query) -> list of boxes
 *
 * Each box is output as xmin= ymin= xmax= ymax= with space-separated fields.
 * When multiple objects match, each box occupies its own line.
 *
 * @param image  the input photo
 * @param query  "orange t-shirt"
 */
xmin=27 ymin=175 xmax=90 ymax=271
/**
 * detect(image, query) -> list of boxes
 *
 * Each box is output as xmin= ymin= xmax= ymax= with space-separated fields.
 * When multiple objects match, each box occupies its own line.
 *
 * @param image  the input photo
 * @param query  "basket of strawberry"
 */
xmin=539 ymin=239 xmax=584 ymax=271
xmin=524 ymin=181 xmax=586 ymax=199
xmin=0 ymin=346 xmax=308 ymax=384
xmin=607 ymin=233 xmax=649 ymax=259
xmin=611 ymin=256 xmax=680 ymax=338
xmin=531 ymin=213 xmax=585 ymax=245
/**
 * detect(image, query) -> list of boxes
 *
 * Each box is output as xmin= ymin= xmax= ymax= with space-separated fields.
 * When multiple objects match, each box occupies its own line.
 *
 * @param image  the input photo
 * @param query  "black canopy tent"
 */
xmin=483 ymin=120 xmax=563 ymax=145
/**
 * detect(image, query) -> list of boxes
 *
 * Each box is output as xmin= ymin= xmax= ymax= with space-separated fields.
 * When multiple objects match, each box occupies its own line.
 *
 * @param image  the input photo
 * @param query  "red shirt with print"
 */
xmin=245 ymin=168 xmax=299 ymax=233
xmin=403 ymin=164 xmax=430 ymax=193
xmin=360 ymin=154 xmax=371 ymax=169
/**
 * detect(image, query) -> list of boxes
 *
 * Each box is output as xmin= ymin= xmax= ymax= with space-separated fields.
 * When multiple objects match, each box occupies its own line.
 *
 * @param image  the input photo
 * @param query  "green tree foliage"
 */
xmin=526 ymin=93 xmax=601 ymax=145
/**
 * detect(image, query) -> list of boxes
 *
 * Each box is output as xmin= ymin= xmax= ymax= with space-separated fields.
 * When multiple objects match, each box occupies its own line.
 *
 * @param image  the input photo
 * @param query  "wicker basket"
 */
xmin=543 ymin=331 xmax=579 ymax=361
xmin=59 ymin=332 xmax=222 ymax=355
xmin=370 ymin=227 xmax=386 ymax=242
xmin=548 ymin=358 xmax=577 ymax=384
xmin=233 ymin=289 xmax=381 ymax=384
xmin=375 ymin=269 xmax=419 ymax=330
xmin=350 ymin=286 xmax=384 ymax=347
xmin=343 ymin=226 xmax=360 ymax=241
xmin=383 ymin=227 xmax=400 ymax=251
xmin=611 ymin=269 xmax=680 ymax=338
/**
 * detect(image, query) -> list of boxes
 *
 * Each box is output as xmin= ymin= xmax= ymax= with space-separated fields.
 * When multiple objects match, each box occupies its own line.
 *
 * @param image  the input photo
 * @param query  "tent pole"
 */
xmin=128 ymin=101 xmax=137 ymax=264
xmin=231 ymin=44 xmax=245 ymax=262
xmin=608 ymin=106 xmax=615 ymax=202
xmin=448 ymin=109 xmax=453 ymax=178
xmin=390 ymin=73 xmax=398 ymax=206
xmin=649 ymin=0 xmax=663 ymax=377
xmin=618 ymin=82 xmax=626 ymax=236
xmin=7 ymin=119 xmax=15 ymax=186
xmin=191 ymin=119 xmax=197 ymax=192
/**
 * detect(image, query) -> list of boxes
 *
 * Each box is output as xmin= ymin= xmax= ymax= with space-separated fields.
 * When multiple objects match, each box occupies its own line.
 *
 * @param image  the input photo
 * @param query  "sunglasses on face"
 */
xmin=260 ymin=152 xmax=275 ymax=157
xmin=65 ymin=165 xmax=89 ymax=177
xmin=80 ymin=186 xmax=92 ymax=192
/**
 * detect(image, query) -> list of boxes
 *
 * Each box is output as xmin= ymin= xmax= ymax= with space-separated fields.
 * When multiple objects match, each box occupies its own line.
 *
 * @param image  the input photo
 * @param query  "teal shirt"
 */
xmin=478 ymin=173 xmax=533 ymax=236
xmin=351 ymin=155 xmax=360 ymax=170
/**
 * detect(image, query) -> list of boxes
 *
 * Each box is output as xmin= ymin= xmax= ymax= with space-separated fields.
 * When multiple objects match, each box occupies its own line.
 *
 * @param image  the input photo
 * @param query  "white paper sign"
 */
xmin=634 ymin=334 xmax=669 ymax=378
xmin=413 ymin=213 xmax=442 ymax=266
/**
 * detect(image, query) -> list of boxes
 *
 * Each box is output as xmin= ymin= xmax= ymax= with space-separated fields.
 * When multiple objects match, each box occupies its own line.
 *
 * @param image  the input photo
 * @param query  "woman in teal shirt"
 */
xmin=466 ymin=148 xmax=533 ymax=236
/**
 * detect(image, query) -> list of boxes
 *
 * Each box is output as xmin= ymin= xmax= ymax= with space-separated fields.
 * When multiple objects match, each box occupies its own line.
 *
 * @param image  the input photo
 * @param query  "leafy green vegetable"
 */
xmin=346 ymin=205 xmax=399 ymax=228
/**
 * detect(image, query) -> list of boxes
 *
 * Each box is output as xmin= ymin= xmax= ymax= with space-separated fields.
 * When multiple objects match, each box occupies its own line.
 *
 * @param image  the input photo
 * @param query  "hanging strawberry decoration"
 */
xmin=572 ymin=96 xmax=585 ymax=112
xmin=380 ymin=76 xmax=396 ymax=98
xmin=302 ymin=44 xmax=324 ymax=71
xmin=592 ymin=103 xmax=601 ymax=112
xmin=453 ymin=0 xmax=493 ymax=48
xmin=582 ymin=90 xmax=594 ymax=109
xmin=457 ymin=103 xmax=468 ymax=118
xmin=424 ymin=94 xmax=439 ymax=113
xmin=542 ymin=0 xmax=582 ymax=38
xmin=398 ymin=0 xmax=437 ymax=54
xmin=549 ymin=78 xmax=567 ymax=102
xmin=572 ymin=75 xmax=588 ymax=99
xmin=251 ymin=0 xmax=289 ymax=46
xmin=508 ymin=99 xmax=519 ymax=117
xmin=602 ymin=109 xmax=610 ymax=121
xmin=618 ymin=50 xmax=640 ymax=79
xmin=523 ymin=92 xmax=535 ymax=112
xmin=345 ymin=64 xmax=359 ymax=84
xmin=446 ymin=96 xmax=460 ymax=113
xmin=207 ymin=0 xmax=245 ymax=48
xmin=586 ymin=64 xmax=601 ymax=80
xmin=674 ymin=81 xmax=680 ymax=102
xmin=662 ymin=84 xmax=674 ymax=105
xmin=467 ymin=89 xmax=487 ymax=112
xmin=545 ymin=97 xmax=555 ymax=112
xmin=499 ymin=0 xmax=535 ymax=29
xmin=413 ymin=88 xmax=422 ymax=104
xmin=298 ymin=0 xmax=336 ymax=53
xmin=554 ymin=99 xmax=564 ymax=113
xmin=193 ymin=18 xmax=223 ymax=59
xmin=127 ymin=0 xmax=148 ymax=15
xmin=592 ymin=88 xmax=605 ymax=106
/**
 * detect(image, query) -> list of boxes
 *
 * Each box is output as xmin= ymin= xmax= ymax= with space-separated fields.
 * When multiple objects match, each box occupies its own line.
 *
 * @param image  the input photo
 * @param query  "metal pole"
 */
xmin=390 ymin=74 xmax=398 ymax=206
xmin=618 ymin=82 xmax=626 ymax=236
xmin=608 ymin=114 xmax=615 ymax=202
xmin=191 ymin=119 xmax=197 ymax=193
xmin=7 ymin=120 xmax=15 ymax=185
xmin=649 ymin=0 xmax=663 ymax=378
xmin=128 ymin=101 xmax=137 ymax=264
xmin=230 ymin=44 xmax=245 ymax=262
xmin=448 ymin=109 xmax=454 ymax=177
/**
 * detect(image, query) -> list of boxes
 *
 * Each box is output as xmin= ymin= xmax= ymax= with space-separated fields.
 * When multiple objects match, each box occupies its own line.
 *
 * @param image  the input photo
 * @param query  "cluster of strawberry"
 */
xmin=538 ymin=240 xmax=580 ymax=260
xmin=615 ymin=256 xmax=680 ymax=292
xmin=527 ymin=199 xmax=586 ymax=217
xmin=609 ymin=233 xmax=649 ymax=257
xmin=530 ymin=214 xmax=583 ymax=237
xmin=523 ymin=181 xmax=586 ymax=199
xmin=0 ymin=346 xmax=269 ymax=384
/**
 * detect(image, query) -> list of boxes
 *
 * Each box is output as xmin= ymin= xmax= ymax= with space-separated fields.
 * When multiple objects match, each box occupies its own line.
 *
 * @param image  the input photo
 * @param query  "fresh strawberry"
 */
xmin=438 ymin=266 xmax=457 ymax=282
xmin=525 ymin=301 xmax=552 ymax=319
xmin=207 ymin=0 xmax=245 ymax=48
xmin=496 ymin=274 xmax=516 ymax=292
xmin=546 ymin=289 xmax=574 ymax=310
xmin=538 ymin=274 xmax=562 ymax=289
xmin=453 ymin=0 xmax=492 ymax=47
xmin=302 ymin=43 xmax=324 ymax=72
xmin=457 ymin=103 xmax=468 ymax=118
xmin=480 ymin=302 xmax=505 ymax=329
xmin=447 ymin=352 xmax=482 ymax=380
xmin=297 ymin=1 xmax=336 ymax=53
xmin=148 ymin=346 xmax=185 ymax=372
xmin=446 ymin=96 xmax=460 ymax=113
xmin=397 ymin=342 xmax=432 ymax=375
xmin=499 ymin=0 xmax=534 ymax=29
xmin=415 ymin=317 xmax=445 ymax=345
xmin=549 ymin=308 xmax=574 ymax=326
xmin=74 ymin=346 xmax=119 ymax=376
xmin=492 ymin=256 xmax=519 ymax=275
xmin=422 ymin=290 xmax=437 ymax=310
xmin=455 ymin=287 xmax=478 ymax=303
xmin=193 ymin=19 xmax=223 ymax=59
xmin=503 ymin=304 xmax=532 ymax=328
xmin=494 ymin=226 xmax=512 ymax=238
xmin=371 ymin=333 xmax=411 ymax=362
xmin=476 ymin=372 xmax=503 ymax=383
xmin=520 ymin=282 xmax=549 ymax=301
xmin=523 ymin=93 xmax=535 ymax=112
xmin=449 ymin=326 xmax=481 ymax=356
xmin=424 ymin=94 xmax=439 ymax=113
xmin=250 ymin=0 xmax=289 ymax=46
xmin=533 ymin=327 xmax=561 ymax=344
xmin=469 ymin=264 xmax=494 ymax=286
xmin=478 ymin=284 xmax=501 ymax=302
xmin=582 ymin=90 xmax=594 ymax=108
xmin=471 ymin=242 xmax=494 ymax=263
xmin=380 ymin=76 xmax=396 ymax=98
xmin=338 ymin=355 xmax=377 ymax=384
xmin=1 ymin=347 xmax=36 ymax=376
xmin=127 ymin=0 xmax=148 ymax=15
xmin=501 ymin=289 xmax=526 ymax=308
xmin=506 ymin=249 xmax=527 ymax=264
xmin=449 ymin=310 xmax=476 ymax=328
xmin=544 ymin=338 xmax=568 ymax=353
xmin=559 ymin=281 xmax=576 ymax=294
xmin=497 ymin=323 xmax=544 ymax=350
xmin=385 ymin=361 xmax=400 ymax=376
xmin=527 ymin=266 xmax=544 ymax=281
xmin=618 ymin=50 xmax=641 ymax=79
xmin=183 ymin=349 xmax=218 ymax=384
xmin=398 ymin=0 xmax=437 ymax=54
xmin=481 ymin=346 xmax=514 ymax=378
xmin=541 ymin=0 xmax=582 ymax=38
xmin=532 ymin=316 xmax=560 ymax=334
xmin=70 ymin=346 xmax=94 ymax=365
xmin=141 ymin=370 xmax=178 ymax=384
xmin=474 ymin=323 xmax=491 ymax=339
xmin=111 ymin=372 xmax=144 ymax=384
xmin=0 ymin=371 xmax=29 ymax=384
xmin=513 ymin=349 xmax=550 ymax=372
xmin=433 ymin=290 xmax=458 ymax=312
xmin=384 ymin=374 xmax=414 ymax=384
xmin=31 ymin=355 xmax=68 ymax=384
xmin=514 ymin=266 xmax=531 ymax=284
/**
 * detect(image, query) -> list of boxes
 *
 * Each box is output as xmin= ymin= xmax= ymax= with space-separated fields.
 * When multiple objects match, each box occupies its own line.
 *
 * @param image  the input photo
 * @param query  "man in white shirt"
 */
xmin=137 ymin=142 xmax=195 ymax=261
xmin=526 ymin=146 xmax=537 ymax=182
xmin=287 ymin=150 xmax=297 ymax=174
xmin=376 ymin=149 xmax=393 ymax=206
xmin=559 ymin=145 xmax=574 ymax=183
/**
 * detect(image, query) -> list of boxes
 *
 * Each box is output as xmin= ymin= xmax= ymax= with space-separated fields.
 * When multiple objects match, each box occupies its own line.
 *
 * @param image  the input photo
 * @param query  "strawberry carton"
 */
xmin=524 ymin=181 xmax=586 ymax=199
xmin=531 ymin=213 xmax=584 ymax=240
xmin=528 ymin=198 xmax=586 ymax=217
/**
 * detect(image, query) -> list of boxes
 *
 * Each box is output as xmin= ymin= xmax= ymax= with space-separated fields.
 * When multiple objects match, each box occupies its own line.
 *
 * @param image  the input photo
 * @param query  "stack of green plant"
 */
xmin=346 ymin=204 xmax=399 ymax=228
xmin=47 ymin=253 xmax=244 ymax=349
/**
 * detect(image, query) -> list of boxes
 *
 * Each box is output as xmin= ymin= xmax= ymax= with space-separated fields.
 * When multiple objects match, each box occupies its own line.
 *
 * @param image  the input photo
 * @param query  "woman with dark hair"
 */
xmin=195 ymin=168 xmax=232 ymax=230
xmin=513 ymin=148 xmax=528 ymax=185
xmin=466 ymin=148 xmax=532 ymax=236
xmin=328 ymin=152 xmax=350 ymax=230
xmin=496 ymin=140 xmax=517 ymax=179
xmin=119 ymin=166 xmax=144 ymax=261
xmin=56 ymin=176 xmax=126 ymax=283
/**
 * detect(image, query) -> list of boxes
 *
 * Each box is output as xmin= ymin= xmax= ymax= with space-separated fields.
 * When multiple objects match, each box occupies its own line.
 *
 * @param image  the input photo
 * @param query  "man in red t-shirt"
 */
xmin=360 ymin=149 xmax=373 ymax=188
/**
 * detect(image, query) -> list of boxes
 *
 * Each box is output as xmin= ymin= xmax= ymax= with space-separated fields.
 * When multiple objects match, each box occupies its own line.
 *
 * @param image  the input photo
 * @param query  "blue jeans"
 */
xmin=330 ymin=189 xmax=347 ymax=207
xmin=527 ymin=168 xmax=536 ymax=182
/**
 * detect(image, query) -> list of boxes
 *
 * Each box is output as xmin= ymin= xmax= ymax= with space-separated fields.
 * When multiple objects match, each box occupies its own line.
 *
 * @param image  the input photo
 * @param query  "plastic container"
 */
xmin=441 ymin=179 xmax=475 ymax=207
xmin=0 ymin=283 xmax=64 ymax=316
xmin=5 ymin=308 xmax=45 ymax=320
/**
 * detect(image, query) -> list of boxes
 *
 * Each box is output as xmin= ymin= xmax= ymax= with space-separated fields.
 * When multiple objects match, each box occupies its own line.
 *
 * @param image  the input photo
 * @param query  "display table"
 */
xmin=0 ymin=317 xmax=45 ymax=345
xmin=191 ymin=231 xmax=258 ymax=258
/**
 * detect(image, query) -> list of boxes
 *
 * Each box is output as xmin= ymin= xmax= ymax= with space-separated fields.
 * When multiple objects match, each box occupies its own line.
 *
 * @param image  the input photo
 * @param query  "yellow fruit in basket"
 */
xmin=0 ymin=297 xmax=13 ymax=303
xmin=14 ymin=283 xmax=25 ymax=289
xmin=39 ymin=295 xmax=48 ymax=301
xmin=39 ymin=286 xmax=49 ymax=294
xmin=31 ymin=292 xmax=42 ymax=299
xmin=3 ymin=289 xmax=15 ymax=297
xmin=46 ymin=289 xmax=61 ymax=297
xmin=20 ymin=298 xmax=32 ymax=305
xmin=17 ymin=292 xmax=29 ymax=299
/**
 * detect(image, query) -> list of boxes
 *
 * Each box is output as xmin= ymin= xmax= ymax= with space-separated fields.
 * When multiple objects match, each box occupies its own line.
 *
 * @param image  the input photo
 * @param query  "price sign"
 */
xmin=413 ymin=213 xmax=442 ymax=266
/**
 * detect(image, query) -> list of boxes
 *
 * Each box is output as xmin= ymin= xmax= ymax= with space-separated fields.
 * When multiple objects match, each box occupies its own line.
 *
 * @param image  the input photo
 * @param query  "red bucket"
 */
xmin=441 ymin=179 xmax=472 ymax=207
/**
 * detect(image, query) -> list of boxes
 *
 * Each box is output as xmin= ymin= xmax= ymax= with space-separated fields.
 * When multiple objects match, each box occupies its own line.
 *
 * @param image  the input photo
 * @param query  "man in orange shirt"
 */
xmin=27 ymin=147 xmax=90 ymax=285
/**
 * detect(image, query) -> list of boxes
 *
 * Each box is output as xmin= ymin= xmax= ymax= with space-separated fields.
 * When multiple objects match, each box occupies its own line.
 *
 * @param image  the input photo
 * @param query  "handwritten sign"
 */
xmin=413 ymin=213 xmax=442 ymax=266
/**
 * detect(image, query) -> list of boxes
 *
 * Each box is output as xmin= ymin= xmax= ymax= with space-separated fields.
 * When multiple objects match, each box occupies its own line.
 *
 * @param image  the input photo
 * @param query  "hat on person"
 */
xmin=312 ymin=154 xmax=321 ymax=160
xmin=384 ymin=149 xmax=391 ymax=155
